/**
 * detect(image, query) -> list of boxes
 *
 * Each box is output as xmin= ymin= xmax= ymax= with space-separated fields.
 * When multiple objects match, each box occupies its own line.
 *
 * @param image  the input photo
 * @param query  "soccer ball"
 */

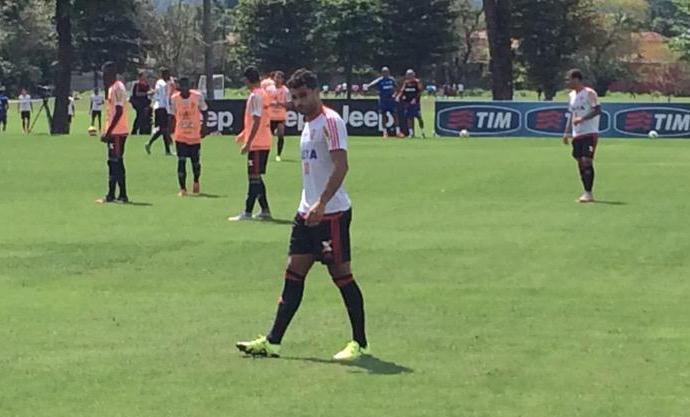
xmin=648 ymin=130 xmax=659 ymax=139
xmin=459 ymin=129 xmax=470 ymax=138
xmin=88 ymin=126 xmax=98 ymax=136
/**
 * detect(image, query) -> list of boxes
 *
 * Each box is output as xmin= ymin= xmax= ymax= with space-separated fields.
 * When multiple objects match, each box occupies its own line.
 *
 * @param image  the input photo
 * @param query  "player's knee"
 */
xmin=328 ymin=262 xmax=352 ymax=280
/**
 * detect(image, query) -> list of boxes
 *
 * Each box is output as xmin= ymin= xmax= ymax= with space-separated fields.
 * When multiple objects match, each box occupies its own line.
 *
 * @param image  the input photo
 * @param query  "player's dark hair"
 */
xmin=178 ymin=77 xmax=190 ymax=87
xmin=102 ymin=61 xmax=118 ymax=75
xmin=273 ymin=70 xmax=285 ymax=79
xmin=568 ymin=69 xmax=584 ymax=81
xmin=160 ymin=67 xmax=169 ymax=75
xmin=287 ymin=69 xmax=319 ymax=90
xmin=244 ymin=67 xmax=260 ymax=84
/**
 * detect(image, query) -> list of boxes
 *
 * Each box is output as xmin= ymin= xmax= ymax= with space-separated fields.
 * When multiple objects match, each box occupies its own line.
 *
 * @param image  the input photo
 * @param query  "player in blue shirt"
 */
xmin=0 ymin=87 xmax=9 ymax=132
xmin=366 ymin=67 xmax=400 ymax=138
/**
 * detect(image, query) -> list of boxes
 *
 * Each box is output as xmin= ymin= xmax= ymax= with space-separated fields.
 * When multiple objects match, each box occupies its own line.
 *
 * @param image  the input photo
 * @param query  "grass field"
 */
xmin=1 ymin=109 xmax=690 ymax=417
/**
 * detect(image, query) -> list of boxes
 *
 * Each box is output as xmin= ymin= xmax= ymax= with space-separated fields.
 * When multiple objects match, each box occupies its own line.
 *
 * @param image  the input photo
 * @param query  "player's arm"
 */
xmin=365 ymin=77 xmax=382 ymax=90
xmin=563 ymin=112 xmax=573 ymax=144
xmin=241 ymin=94 xmax=262 ymax=154
xmin=573 ymin=91 xmax=601 ymax=125
xmin=199 ymin=95 xmax=209 ymax=138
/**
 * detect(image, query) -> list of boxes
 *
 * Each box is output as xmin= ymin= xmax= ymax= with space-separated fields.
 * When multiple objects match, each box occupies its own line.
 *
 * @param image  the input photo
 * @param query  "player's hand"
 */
xmin=200 ymin=126 xmax=207 ymax=139
xmin=240 ymin=142 xmax=250 ymax=155
xmin=562 ymin=135 xmax=571 ymax=145
xmin=305 ymin=200 xmax=325 ymax=226
xmin=100 ymin=134 xmax=111 ymax=143
xmin=573 ymin=116 xmax=583 ymax=126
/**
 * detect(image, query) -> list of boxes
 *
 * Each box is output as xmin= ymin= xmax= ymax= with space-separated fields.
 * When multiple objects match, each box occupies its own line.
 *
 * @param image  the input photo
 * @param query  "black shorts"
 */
xmin=91 ymin=110 xmax=102 ymax=119
xmin=247 ymin=150 xmax=269 ymax=175
xmin=289 ymin=209 xmax=352 ymax=265
xmin=0 ymin=114 xmax=6 ymax=124
xmin=21 ymin=111 xmax=30 ymax=121
xmin=175 ymin=142 xmax=200 ymax=158
xmin=572 ymin=133 xmax=598 ymax=159
xmin=107 ymin=135 xmax=127 ymax=159
xmin=270 ymin=120 xmax=285 ymax=132
xmin=154 ymin=108 xmax=169 ymax=129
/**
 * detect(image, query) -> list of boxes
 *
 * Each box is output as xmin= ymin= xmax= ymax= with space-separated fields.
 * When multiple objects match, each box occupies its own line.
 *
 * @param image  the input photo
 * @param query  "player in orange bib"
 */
xmin=97 ymin=61 xmax=130 ymax=204
xmin=266 ymin=70 xmax=292 ymax=162
xmin=170 ymin=77 xmax=208 ymax=196
xmin=229 ymin=67 xmax=274 ymax=221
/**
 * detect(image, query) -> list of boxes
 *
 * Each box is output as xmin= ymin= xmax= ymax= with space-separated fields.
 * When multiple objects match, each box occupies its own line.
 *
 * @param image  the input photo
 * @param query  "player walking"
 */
xmin=563 ymin=69 xmax=601 ymax=203
xmin=236 ymin=69 xmax=369 ymax=361
xmin=145 ymin=68 xmax=174 ymax=156
xmin=0 ymin=87 xmax=8 ymax=132
xmin=366 ymin=66 xmax=399 ymax=138
xmin=398 ymin=69 xmax=425 ymax=138
xmin=170 ymin=77 xmax=208 ymax=196
xmin=267 ymin=70 xmax=292 ymax=162
xmin=228 ymin=67 xmax=273 ymax=221
xmin=96 ymin=62 xmax=130 ymax=204
xmin=90 ymin=88 xmax=104 ymax=131
xmin=18 ymin=89 xmax=32 ymax=134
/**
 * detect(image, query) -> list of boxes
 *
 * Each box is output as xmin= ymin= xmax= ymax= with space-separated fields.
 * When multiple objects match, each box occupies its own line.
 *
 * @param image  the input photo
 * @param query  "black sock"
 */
xmin=116 ymin=159 xmax=127 ymax=199
xmin=107 ymin=160 xmax=117 ymax=199
xmin=244 ymin=179 xmax=260 ymax=214
xmin=148 ymin=130 xmax=161 ymax=145
xmin=257 ymin=178 xmax=270 ymax=212
xmin=333 ymin=275 xmax=367 ymax=348
xmin=191 ymin=156 xmax=201 ymax=182
xmin=178 ymin=157 xmax=187 ymax=190
xmin=580 ymin=164 xmax=595 ymax=192
xmin=163 ymin=134 xmax=172 ymax=153
xmin=267 ymin=270 xmax=306 ymax=344
xmin=277 ymin=136 xmax=284 ymax=156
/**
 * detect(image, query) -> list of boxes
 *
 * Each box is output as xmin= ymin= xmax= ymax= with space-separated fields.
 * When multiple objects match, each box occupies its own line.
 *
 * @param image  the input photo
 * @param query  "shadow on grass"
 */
xmin=595 ymin=200 xmax=627 ymax=206
xmin=194 ymin=193 xmax=224 ymax=199
xmin=123 ymin=201 xmax=153 ymax=207
xmin=282 ymin=355 xmax=414 ymax=375
xmin=257 ymin=218 xmax=294 ymax=226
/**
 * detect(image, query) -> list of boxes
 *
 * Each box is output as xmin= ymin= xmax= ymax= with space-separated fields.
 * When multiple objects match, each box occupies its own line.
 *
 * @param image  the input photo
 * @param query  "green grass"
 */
xmin=1 ymin=110 xmax=690 ymax=417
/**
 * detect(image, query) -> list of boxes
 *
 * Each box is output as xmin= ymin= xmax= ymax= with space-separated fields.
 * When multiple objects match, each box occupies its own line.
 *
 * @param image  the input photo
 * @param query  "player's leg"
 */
xmin=91 ymin=111 xmax=96 ymax=127
xmin=276 ymin=122 xmax=285 ymax=160
xmin=97 ymin=111 xmax=102 ymax=131
xmin=176 ymin=142 xmax=188 ymax=195
xmin=99 ymin=140 xmax=119 ymax=203
xmin=146 ymin=109 xmax=164 ymax=153
xmin=191 ymin=144 xmax=201 ymax=195
xmin=115 ymin=136 xmax=128 ymax=202
xmin=415 ymin=106 xmax=425 ymax=138
xmin=229 ymin=152 xmax=260 ymax=220
xmin=164 ymin=114 xmax=174 ymax=155
xmin=573 ymin=135 xmax=596 ymax=202
xmin=256 ymin=151 xmax=271 ymax=218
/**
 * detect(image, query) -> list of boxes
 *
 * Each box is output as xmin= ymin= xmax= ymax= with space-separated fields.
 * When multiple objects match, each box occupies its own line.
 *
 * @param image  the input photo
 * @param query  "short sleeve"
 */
xmin=325 ymin=116 xmax=348 ymax=151
xmin=249 ymin=93 xmax=263 ymax=117
xmin=588 ymin=90 xmax=600 ymax=107
xmin=113 ymin=83 xmax=126 ymax=107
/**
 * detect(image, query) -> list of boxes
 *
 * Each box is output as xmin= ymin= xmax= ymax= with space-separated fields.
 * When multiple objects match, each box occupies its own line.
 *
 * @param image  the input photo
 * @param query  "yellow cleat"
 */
xmin=236 ymin=336 xmax=281 ymax=358
xmin=333 ymin=341 xmax=369 ymax=361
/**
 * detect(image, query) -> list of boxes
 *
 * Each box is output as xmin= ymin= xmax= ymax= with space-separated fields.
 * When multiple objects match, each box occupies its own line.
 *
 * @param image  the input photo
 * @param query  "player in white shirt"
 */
xmin=237 ymin=69 xmax=368 ymax=362
xmin=18 ymin=89 xmax=33 ymax=133
xmin=563 ymin=69 xmax=601 ymax=203
xmin=90 ymin=88 xmax=104 ymax=130
xmin=145 ymin=67 xmax=174 ymax=156
xmin=67 ymin=95 xmax=76 ymax=132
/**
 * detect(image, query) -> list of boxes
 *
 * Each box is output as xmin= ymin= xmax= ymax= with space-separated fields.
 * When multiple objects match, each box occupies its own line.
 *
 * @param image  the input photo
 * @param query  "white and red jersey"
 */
xmin=569 ymin=87 xmax=600 ymax=137
xmin=299 ymin=107 xmax=351 ymax=215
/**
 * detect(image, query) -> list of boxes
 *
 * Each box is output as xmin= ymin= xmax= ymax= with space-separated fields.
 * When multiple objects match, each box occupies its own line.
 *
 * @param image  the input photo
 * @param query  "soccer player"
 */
xmin=563 ymin=69 xmax=601 ymax=204
xmin=0 ymin=87 xmax=8 ymax=132
xmin=398 ymin=69 xmax=425 ymax=138
xmin=96 ymin=62 xmax=130 ymax=204
xmin=18 ymin=89 xmax=32 ymax=133
xmin=366 ymin=66 xmax=399 ymax=138
xmin=267 ymin=70 xmax=292 ymax=162
xmin=170 ymin=77 xmax=208 ymax=196
xmin=145 ymin=68 xmax=174 ymax=156
xmin=67 ymin=94 xmax=75 ymax=133
xmin=236 ymin=69 xmax=369 ymax=361
xmin=90 ymin=88 xmax=104 ymax=131
xmin=229 ymin=67 xmax=273 ymax=221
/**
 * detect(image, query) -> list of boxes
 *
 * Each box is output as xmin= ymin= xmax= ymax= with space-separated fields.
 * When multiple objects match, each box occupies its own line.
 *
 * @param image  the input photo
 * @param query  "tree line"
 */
xmin=1 ymin=0 xmax=690 ymax=132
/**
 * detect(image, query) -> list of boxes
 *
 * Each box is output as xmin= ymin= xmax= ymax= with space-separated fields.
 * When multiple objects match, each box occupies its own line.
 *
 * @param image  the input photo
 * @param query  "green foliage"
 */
xmin=0 ymin=0 xmax=54 ymax=95
xmin=670 ymin=0 xmax=690 ymax=60
xmin=648 ymin=0 xmax=678 ymax=37
xmin=232 ymin=0 xmax=320 ymax=74
xmin=378 ymin=0 xmax=459 ymax=75
xmin=512 ymin=0 xmax=599 ymax=100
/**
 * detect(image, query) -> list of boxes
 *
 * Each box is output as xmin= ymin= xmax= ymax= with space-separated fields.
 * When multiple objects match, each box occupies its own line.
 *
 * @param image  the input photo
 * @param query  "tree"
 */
xmin=483 ymin=0 xmax=513 ymax=99
xmin=317 ymin=0 xmax=381 ymax=99
xmin=0 ymin=0 xmax=54 ymax=95
xmin=574 ymin=0 xmax=647 ymax=96
xmin=670 ymin=0 xmax=690 ymax=60
xmin=232 ymin=0 xmax=320 ymax=74
xmin=378 ymin=0 xmax=458 ymax=76
xmin=52 ymin=0 xmax=72 ymax=135
xmin=73 ymin=0 xmax=145 ymax=86
xmin=452 ymin=0 xmax=484 ymax=83
xmin=512 ymin=0 xmax=598 ymax=100
xmin=203 ymin=0 xmax=215 ymax=99
xmin=648 ymin=0 xmax=678 ymax=37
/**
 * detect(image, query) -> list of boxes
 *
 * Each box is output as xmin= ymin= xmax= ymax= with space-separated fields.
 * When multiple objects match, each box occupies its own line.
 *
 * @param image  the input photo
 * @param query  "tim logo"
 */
xmin=437 ymin=105 xmax=521 ymax=136
xmin=615 ymin=107 xmax=690 ymax=137
xmin=526 ymin=107 xmax=610 ymax=136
